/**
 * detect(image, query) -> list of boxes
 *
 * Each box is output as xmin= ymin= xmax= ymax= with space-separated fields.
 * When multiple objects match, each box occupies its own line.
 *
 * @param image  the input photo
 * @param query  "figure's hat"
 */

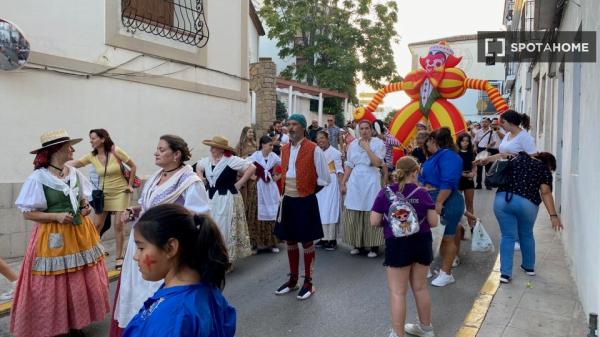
xmin=428 ymin=41 xmax=454 ymax=57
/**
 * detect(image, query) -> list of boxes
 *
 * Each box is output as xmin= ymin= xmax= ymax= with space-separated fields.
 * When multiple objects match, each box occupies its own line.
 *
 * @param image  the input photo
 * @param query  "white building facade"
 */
xmin=503 ymin=0 xmax=600 ymax=317
xmin=0 ymin=0 xmax=254 ymax=258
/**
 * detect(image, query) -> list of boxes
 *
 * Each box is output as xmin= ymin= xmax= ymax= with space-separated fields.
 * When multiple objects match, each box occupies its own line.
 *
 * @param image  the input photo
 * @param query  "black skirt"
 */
xmin=459 ymin=176 xmax=475 ymax=191
xmin=383 ymin=232 xmax=433 ymax=268
xmin=274 ymin=194 xmax=324 ymax=242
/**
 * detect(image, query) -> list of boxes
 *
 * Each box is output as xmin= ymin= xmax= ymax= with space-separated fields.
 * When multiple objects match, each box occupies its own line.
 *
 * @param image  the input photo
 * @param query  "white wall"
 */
xmin=248 ymin=18 xmax=260 ymax=63
xmin=0 ymin=0 xmax=251 ymax=182
xmin=0 ymin=0 xmax=252 ymax=258
xmin=511 ymin=0 xmax=600 ymax=316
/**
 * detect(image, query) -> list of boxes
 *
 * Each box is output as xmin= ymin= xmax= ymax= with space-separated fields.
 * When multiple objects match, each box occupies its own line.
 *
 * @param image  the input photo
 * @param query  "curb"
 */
xmin=0 ymin=269 xmax=121 ymax=318
xmin=455 ymin=255 xmax=501 ymax=337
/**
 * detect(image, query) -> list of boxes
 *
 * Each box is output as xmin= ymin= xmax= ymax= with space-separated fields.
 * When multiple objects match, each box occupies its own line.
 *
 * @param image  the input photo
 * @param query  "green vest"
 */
xmin=42 ymin=182 xmax=82 ymax=225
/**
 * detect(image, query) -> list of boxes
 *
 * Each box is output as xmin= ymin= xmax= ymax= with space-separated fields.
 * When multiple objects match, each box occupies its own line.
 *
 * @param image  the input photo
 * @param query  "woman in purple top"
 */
xmin=371 ymin=157 xmax=439 ymax=337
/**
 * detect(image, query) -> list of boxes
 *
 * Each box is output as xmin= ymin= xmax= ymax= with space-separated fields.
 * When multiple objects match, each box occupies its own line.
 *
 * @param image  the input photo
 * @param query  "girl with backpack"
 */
xmin=371 ymin=156 xmax=439 ymax=337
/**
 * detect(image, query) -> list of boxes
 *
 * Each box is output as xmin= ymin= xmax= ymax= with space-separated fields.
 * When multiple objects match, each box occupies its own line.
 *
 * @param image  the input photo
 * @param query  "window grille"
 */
xmin=121 ymin=0 xmax=209 ymax=47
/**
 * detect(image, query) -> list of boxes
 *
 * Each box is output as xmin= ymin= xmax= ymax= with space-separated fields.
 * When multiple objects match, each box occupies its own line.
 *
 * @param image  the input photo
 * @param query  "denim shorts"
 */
xmin=428 ymin=189 xmax=465 ymax=236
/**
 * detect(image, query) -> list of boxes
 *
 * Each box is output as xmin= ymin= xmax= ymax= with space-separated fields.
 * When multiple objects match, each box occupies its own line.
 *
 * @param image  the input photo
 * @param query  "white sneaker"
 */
xmin=452 ymin=256 xmax=460 ymax=267
xmin=350 ymin=248 xmax=360 ymax=255
xmin=405 ymin=322 xmax=435 ymax=337
xmin=514 ymin=242 xmax=521 ymax=251
xmin=271 ymin=247 xmax=280 ymax=253
xmin=388 ymin=329 xmax=400 ymax=337
xmin=367 ymin=251 xmax=378 ymax=258
xmin=431 ymin=271 xmax=455 ymax=287
xmin=0 ymin=282 xmax=15 ymax=301
xmin=0 ymin=289 xmax=14 ymax=301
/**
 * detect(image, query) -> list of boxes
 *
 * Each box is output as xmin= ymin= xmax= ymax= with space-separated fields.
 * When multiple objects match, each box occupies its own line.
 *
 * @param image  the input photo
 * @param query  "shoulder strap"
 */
xmin=384 ymin=186 xmax=397 ymax=203
xmin=404 ymin=186 xmax=422 ymax=199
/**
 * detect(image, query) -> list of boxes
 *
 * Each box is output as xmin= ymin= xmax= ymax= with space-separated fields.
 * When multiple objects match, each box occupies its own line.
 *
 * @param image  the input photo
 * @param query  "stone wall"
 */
xmin=250 ymin=58 xmax=277 ymax=137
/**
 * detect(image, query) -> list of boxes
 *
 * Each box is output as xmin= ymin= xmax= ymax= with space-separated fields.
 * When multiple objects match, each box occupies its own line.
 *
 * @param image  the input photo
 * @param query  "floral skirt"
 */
xmin=10 ymin=217 xmax=110 ymax=337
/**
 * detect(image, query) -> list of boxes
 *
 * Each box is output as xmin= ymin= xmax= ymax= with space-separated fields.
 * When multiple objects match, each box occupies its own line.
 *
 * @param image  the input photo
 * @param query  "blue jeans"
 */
xmin=429 ymin=189 xmax=465 ymax=236
xmin=494 ymin=192 xmax=539 ymax=277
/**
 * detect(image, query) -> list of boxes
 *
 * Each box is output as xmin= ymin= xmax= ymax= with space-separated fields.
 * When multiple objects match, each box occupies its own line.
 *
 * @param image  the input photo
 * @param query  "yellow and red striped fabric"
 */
xmin=438 ymin=68 xmax=467 ymax=99
xmin=388 ymin=99 xmax=467 ymax=145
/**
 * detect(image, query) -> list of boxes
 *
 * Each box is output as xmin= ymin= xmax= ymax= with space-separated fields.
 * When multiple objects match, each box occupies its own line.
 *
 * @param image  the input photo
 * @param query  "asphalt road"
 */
xmin=0 ymin=189 xmax=501 ymax=337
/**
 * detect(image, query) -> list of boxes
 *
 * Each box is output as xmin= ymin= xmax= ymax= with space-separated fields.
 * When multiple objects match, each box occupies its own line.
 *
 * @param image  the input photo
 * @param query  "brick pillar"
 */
xmin=250 ymin=57 xmax=277 ymax=137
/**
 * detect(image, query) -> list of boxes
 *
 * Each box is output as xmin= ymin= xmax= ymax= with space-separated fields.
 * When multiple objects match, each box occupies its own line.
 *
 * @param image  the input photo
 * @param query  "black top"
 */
xmin=498 ymin=152 xmax=553 ymax=205
xmin=411 ymin=148 xmax=427 ymax=164
xmin=269 ymin=131 xmax=283 ymax=155
xmin=204 ymin=165 xmax=239 ymax=199
xmin=458 ymin=150 xmax=475 ymax=172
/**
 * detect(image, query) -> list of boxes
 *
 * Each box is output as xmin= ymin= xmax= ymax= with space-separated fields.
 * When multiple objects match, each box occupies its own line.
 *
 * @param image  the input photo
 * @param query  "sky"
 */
xmin=362 ymin=0 xmax=506 ymax=109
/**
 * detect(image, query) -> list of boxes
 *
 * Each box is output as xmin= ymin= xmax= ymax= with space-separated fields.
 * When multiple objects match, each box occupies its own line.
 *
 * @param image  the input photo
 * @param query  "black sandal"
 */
xmin=115 ymin=257 xmax=124 ymax=270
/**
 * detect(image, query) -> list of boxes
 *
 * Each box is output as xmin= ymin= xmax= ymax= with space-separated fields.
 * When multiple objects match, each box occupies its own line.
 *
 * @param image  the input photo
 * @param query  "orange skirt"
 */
xmin=33 ymin=215 xmax=105 ymax=276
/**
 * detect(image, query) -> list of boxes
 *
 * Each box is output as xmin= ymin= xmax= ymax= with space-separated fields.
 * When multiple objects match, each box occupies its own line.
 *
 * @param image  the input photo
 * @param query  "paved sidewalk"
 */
xmin=476 ymin=212 xmax=588 ymax=337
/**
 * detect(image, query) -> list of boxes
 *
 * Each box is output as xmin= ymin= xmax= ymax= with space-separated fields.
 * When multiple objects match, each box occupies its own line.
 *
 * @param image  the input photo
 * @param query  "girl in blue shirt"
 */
xmin=123 ymin=204 xmax=236 ymax=337
xmin=419 ymin=127 xmax=465 ymax=288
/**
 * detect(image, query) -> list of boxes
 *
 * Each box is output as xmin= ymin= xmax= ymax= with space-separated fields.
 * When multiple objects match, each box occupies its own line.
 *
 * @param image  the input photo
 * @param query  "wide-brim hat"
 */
xmin=30 ymin=129 xmax=82 ymax=154
xmin=202 ymin=136 xmax=236 ymax=154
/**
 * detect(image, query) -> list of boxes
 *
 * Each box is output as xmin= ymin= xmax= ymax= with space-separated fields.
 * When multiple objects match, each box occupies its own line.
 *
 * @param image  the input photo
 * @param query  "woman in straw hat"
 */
xmin=11 ymin=129 xmax=110 ymax=337
xmin=197 ymin=136 xmax=255 ymax=263
xmin=110 ymin=134 xmax=211 ymax=336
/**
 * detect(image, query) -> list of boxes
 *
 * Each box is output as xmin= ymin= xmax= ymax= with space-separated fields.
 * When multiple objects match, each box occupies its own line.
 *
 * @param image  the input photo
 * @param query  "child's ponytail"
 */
xmin=190 ymin=213 xmax=230 ymax=289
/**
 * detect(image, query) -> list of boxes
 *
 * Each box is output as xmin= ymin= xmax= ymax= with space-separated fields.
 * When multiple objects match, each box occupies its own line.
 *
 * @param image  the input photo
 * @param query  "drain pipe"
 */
xmin=589 ymin=313 xmax=598 ymax=337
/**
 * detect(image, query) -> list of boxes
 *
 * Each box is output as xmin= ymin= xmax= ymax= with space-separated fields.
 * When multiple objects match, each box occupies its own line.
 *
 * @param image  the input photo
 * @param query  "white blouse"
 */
xmin=499 ymin=130 xmax=537 ymax=154
xmin=15 ymin=166 xmax=93 ymax=213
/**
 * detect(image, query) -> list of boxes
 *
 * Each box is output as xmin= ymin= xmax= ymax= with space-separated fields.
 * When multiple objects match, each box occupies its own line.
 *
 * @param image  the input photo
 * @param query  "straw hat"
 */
xmin=202 ymin=136 xmax=236 ymax=154
xmin=30 ymin=129 xmax=82 ymax=154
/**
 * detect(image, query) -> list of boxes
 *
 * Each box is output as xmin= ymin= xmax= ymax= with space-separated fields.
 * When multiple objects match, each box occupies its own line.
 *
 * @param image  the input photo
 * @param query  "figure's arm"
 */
xmin=354 ymin=81 xmax=415 ymax=121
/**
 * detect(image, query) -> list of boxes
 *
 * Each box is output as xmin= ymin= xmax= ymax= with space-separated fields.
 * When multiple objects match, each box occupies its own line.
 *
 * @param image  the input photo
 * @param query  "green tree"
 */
xmin=259 ymin=0 xmax=400 ymax=99
xmin=276 ymin=99 xmax=288 ymax=121
xmin=384 ymin=110 xmax=396 ymax=125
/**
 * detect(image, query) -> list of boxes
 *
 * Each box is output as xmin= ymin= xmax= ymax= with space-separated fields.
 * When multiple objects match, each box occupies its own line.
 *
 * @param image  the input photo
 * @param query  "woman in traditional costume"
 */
xmin=111 ymin=135 xmax=210 ymax=336
xmin=197 ymin=136 xmax=255 ymax=262
xmin=236 ymin=126 xmax=260 ymax=253
xmin=11 ymin=129 xmax=110 ymax=337
xmin=248 ymin=135 xmax=282 ymax=253
xmin=315 ymin=131 xmax=344 ymax=251
xmin=341 ymin=120 xmax=386 ymax=258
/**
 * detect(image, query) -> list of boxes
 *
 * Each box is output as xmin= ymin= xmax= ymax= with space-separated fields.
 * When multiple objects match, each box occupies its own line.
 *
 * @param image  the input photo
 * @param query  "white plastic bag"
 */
xmin=471 ymin=220 xmax=494 ymax=252
xmin=431 ymin=220 xmax=446 ymax=258
xmin=461 ymin=218 xmax=472 ymax=241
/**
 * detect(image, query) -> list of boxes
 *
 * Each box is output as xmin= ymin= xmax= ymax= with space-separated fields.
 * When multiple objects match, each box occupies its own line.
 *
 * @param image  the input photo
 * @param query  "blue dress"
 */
xmin=123 ymin=283 xmax=236 ymax=337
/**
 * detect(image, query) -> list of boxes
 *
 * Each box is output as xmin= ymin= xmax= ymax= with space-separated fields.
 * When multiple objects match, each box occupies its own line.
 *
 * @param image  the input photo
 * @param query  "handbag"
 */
xmin=485 ymin=157 xmax=513 ymax=188
xmin=475 ymin=130 xmax=493 ymax=161
xmin=90 ymin=154 xmax=108 ymax=214
xmin=112 ymin=148 xmax=142 ymax=188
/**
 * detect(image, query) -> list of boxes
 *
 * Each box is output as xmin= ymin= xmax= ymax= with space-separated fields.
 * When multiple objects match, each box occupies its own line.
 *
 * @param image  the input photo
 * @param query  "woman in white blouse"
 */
xmin=341 ymin=120 xmax=387 ymax=258
xmin=111 ymin=135 xmax=211 ymax=335
xmin=197 ymin=136 xmax=256 ymax=263
xmin=480 ymin=110 xmax=537 ymax=165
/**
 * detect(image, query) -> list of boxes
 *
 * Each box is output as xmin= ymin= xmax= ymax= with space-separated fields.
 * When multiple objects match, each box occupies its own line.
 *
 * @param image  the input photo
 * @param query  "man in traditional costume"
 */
xmin=274 ymin=114 xmax=330 ymax=300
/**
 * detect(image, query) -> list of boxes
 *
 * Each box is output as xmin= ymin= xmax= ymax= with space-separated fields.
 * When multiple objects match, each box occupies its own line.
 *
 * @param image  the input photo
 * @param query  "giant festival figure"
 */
xmin=354 ymin=41 xmax=509 ymax=144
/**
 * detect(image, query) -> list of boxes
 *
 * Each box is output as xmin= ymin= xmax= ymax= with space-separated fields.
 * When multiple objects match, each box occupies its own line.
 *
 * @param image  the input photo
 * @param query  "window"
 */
xmin=121 ymin=0 xmax=209 ymax=47
xmin=479 ymin=81 xmax=503 ymax=114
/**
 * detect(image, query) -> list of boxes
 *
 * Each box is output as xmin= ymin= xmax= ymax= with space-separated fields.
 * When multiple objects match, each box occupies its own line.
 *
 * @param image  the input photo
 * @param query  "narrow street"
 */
xmin=0 ymin=189 xmax=500 ymax=337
